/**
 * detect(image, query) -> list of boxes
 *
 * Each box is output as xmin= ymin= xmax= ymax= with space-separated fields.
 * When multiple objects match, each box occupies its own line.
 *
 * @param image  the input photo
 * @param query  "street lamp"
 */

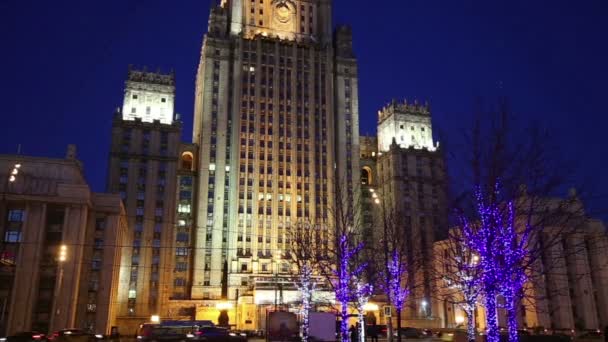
xmin=274 ymin=251 xmax=281 ymax=312
xmin=421 ymin=300 xmax=428 ymax=317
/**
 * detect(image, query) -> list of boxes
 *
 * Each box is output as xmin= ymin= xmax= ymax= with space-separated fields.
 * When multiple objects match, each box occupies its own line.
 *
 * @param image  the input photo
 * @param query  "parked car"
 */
xmin=1 ymin=332 xmax=48 ymax=342
xmin=137 ymin=325 xmax=189 ymax=342
xmin=193 ymin=327 xmax=246 ymax=342
xmin=393 ymin=327 xmax=422 ymax=338
xmin=49 ymin=330 xmax=97 ymax=342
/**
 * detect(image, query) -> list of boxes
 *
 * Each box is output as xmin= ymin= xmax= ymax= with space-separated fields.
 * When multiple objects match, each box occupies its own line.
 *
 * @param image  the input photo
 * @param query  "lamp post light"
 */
xmin=421 ymin=300 xmax=428 ymax=317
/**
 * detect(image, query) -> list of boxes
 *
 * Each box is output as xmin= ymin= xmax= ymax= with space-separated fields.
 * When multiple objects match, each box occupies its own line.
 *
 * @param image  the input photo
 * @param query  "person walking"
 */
xmin=369 ymin=324 xmax=379 ymax=342
xmin=350 ymin=325 xmax=359 ymax=342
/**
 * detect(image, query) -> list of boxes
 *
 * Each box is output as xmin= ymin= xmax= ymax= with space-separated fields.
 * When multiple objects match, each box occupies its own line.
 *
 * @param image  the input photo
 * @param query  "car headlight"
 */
xmin=95 ymin=335 xmax=104 ymax=339
xmin=0 ymin=338 xmax=7 ymax=342
xmin=229 ymin=333 xmax=236 ymax=336
xmin=186 ymin=334 xmax=195 ymax=339
xmin=136 ymin=336 xmax=143 ymax=340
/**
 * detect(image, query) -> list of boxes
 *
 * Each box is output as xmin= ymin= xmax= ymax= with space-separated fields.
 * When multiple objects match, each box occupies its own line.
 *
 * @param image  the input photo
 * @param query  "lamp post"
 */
xmin=421 ymin=300 xmax=428 ymax=317
xmin=274 ymin=251 xmax=281 ymax=312
xmin=50 ymin=245 xmax=67 ymax=331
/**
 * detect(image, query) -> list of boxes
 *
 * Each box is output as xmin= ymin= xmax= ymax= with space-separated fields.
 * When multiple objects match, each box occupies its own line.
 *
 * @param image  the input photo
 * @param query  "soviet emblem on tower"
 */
xmin=272 ymin=0 xmax=296 ymax=32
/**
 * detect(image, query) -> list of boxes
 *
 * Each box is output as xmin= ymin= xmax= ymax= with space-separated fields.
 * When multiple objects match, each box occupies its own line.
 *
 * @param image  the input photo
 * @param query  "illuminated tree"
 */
xmin=436 ymin=228 xmax=484 ymax=342
xmin=450 ymin=99 xmax=591 ymax=342
xmin=355 ymin=282 xmax=373 ymax=342
xmin=289 ymin=221 xmax=320 ymax=342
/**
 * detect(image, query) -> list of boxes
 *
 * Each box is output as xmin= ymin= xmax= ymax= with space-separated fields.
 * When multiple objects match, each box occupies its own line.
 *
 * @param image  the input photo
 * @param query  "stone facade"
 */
xmin=0 ymin=147 xmax=127 ymax=335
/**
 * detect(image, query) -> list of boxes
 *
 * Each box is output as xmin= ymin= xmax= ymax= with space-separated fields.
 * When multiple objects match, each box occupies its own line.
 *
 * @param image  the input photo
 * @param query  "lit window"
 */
xmin=8 ymin=210 xmax=24 ymax=222
xmin=4 ymin=231 xmax=21 ymax=243
xmin=128 ymin=290 xmax=137 ymax=299
xmin=209 ymin=163 xmax=216 ymax=171
xmin=178 ymin=220 xmax=186 ymax=227
xmin=178 ymin=204 xmax=191 ymax=214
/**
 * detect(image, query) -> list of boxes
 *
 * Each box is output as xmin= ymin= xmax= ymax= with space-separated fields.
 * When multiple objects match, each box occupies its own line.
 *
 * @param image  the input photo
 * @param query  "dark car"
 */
xmin=393 ymin=327 xmax=422 ymax=339
xmin=49 ymin=330 xmax=98 ymax=342
xmin=194 ymin=327 xmax=246 ymax=342
xmin=2 ymin=332 xmax=48 ymax=342
xmin=137 ymin=326 xmax=189 ymax=342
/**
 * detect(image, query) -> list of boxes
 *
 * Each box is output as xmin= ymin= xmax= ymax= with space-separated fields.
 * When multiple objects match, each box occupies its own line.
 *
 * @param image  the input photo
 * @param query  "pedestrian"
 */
xmin=369 ymin=324 xmax=379 ymax=342
xmin=350 ymin=325 xmax=359 ymax=342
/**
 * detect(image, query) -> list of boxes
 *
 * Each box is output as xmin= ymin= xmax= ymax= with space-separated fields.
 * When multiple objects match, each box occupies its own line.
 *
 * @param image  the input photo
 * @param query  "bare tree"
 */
xmin=373 ymin=199 xmax=418 ymax=342
xmin=434 ymin=228 xmax=484 ymax=342
xmin=445 ymin=99 xmax=597 ymax=342
xmin=288 ymin=220 xmax=322 ymax=342
xmin=290 ymin=180 xmax=371 ymax=342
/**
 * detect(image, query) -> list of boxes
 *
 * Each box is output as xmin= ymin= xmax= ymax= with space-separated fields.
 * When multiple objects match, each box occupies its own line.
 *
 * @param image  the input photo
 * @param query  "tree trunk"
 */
xmin=359 ymin=311 xmax=366 ymax=342
xmin=465 ymin=307 xmax=476 ymax=342
xmin=485 ymin=291 xmax=500 ymax=342
xmin=396 ymin=308 xmax=402 ymax=342
xmin=301 ymin=290 xmax=310 ymax=342
xmin=386 ymin=312 xmax=393 ymax=342
xmin=341 ymin=306 xmax=349 ymax=342
xmin=505 ymin=294 xmax=519 ymax=342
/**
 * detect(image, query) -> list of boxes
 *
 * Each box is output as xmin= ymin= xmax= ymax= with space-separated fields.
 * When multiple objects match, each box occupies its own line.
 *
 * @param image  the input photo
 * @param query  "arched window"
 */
xmin=361 ymin=167 xmax=372 ymax=185
xmin=181 ymin=152 xmax=194 ymax=171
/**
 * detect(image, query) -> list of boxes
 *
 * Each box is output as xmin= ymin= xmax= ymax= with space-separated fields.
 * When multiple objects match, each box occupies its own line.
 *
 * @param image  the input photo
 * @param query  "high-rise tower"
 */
xmin=376 ymin=100 xmax=447 ymax=325
xmin=191 ymin=0 xmax=360 ymax=304
xmin=106 ymin=69 xmax=182 ymax=331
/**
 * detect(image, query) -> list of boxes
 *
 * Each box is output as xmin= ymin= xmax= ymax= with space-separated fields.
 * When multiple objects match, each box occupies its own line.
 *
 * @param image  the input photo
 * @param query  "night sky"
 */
xmin=2 ymin=1 xmax=607 ymax=221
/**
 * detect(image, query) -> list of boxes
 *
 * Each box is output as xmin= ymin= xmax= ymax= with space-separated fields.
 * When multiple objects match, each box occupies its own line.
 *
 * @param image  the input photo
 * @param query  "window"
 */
xmin=180 ymin=191 xmax=192 ymax=200
xmin=146 ymin=107 xmax=151 ymax=115
xmin=128 ymin=290 xmax=137 ymax=299
xmin=176 ymin=248 xmax=188 ymax=256
xmin=176 ymin=232 xmax=189 ymax=242
xmin=131 ymin=107 xmax=136 ymax=114
xmin=95 ymin=218 xmax=105 ymax=231
xmin=8 ymin=209 xmax=24 ymax=222
xmin=241 ymin=263 xmax=248 ymax=272
xmin=161 ymin=98 xmax=166 ymax=103
xmin=178 ymin=204 xmax=191 ymax=214
xmin=174 ymin=278 xmax=186 ymax=287
xmin=4 ymin=231 xmax=21 ymax=243
xmin=132 ymin=94 xmax=138 ymax=100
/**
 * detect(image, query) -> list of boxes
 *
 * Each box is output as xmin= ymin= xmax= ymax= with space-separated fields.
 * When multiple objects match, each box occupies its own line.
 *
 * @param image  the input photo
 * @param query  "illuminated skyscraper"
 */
xmin=191 ymin=0 xmax=360 ymax=309
xmin=106 ymin=68 xmax=183 ymax=331
xmin=376 ymin=100 xmax=447 ymax=325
